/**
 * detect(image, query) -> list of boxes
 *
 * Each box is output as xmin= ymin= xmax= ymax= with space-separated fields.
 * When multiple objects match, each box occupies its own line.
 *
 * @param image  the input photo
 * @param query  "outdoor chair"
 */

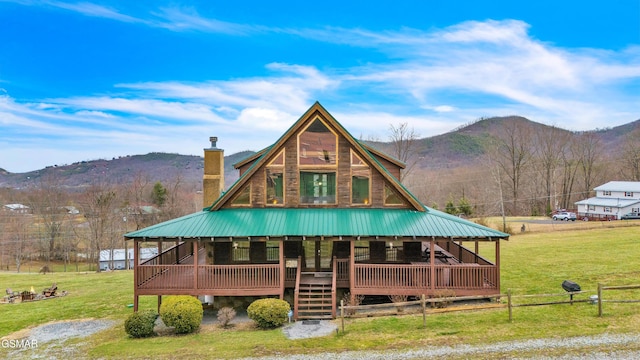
xmin=5 ymin=288 xmax=19 ymax=303
xmin=43 ymin=283 xmax=57 ymax=297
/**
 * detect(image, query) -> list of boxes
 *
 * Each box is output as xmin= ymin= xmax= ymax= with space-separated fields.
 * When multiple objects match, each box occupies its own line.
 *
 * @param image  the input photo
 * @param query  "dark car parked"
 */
xmin=621 ymin=213 xmax=640 ymax=220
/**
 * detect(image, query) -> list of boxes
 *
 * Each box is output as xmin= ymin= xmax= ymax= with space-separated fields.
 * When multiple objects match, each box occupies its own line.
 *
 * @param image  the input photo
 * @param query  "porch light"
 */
xmin=233 ymin=242 xmax=238 ymax=250
xmin=389 ymin=242 xmax=394 ymax=249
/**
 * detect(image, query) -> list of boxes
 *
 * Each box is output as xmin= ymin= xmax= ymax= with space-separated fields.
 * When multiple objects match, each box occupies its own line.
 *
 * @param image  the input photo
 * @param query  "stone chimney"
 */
xmin=203 ymin=136 xmax=224 ymax=208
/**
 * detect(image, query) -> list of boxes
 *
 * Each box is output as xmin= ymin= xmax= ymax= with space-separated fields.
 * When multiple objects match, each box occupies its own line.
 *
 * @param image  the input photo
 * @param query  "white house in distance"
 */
xmin=99 ymin=248 xmax=158 ymax=271
xmin=2 ymin=203 xmax=30 ymax=214
xmin=575 ymin=181 xmax=640 ymax=220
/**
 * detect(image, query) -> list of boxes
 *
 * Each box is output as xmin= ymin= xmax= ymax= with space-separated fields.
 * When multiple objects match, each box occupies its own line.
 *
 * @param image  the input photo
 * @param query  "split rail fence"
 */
xmin=337 ymin=282 xmax=640 ymax=332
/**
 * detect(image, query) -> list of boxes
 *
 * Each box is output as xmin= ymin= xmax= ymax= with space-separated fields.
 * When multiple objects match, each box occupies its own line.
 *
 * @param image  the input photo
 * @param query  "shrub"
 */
xmin=433 ymin=289 xmax=456 ymax=308
xmin=159 ymin=295 xmax=203 ymax=334
xmin=124 ymin=310 xmax=157 ymax=338
xmin=217 ymin=307 xmax=236 ymax=328
xmin=342 ymin=292 xmax=364 ymax=316
xmin=247 ymin=298 xmax=290 ymax=329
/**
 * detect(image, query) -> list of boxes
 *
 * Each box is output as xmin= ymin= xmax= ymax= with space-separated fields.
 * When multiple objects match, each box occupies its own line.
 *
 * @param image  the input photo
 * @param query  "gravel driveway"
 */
xmin=4 ymin=318 xmax=639 ymax=359
xmin=241 ymin=333 xmax=640 ymax=360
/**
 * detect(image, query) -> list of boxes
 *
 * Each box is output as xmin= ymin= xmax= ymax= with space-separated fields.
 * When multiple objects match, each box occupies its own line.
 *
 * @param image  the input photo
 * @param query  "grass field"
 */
xmin=1 ymin=219 xmax=640 ymax=358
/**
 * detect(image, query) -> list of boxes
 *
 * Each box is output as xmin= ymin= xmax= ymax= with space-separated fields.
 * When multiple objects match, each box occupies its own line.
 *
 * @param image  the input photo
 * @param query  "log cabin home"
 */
xmin=125 ymin=102 xmax=509 ymax=319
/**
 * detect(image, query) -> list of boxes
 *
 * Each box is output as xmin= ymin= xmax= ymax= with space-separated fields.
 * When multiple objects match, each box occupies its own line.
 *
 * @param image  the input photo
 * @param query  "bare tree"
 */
xmin=534 ymin=126 xmax=569 ymax=215
xmin=491 ymin=120 xmax=535 ymax=215
xmin=620 ymin=128 xmax=640 ymax=181
xmin=389 ymin=122 xmax=420 ymax=181
xmin=26 ymin=174 xmax=68 ymax=264
xmin=575 ymin=131 xmax=604 ymax=198
xmin=5 ymin=213 xmax=32 ymax=272
xmin=80 ymin=181 xmax=119 ymax=271
xmin=558 ymin=137 xmax=580 ymax=210
xmin=123 ymin=171 xmax=151 ymax=230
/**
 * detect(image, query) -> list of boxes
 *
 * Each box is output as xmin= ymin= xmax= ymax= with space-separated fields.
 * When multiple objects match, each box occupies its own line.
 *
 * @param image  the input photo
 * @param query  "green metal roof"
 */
xmin=125 ymin=207 xmax=508 ymax=240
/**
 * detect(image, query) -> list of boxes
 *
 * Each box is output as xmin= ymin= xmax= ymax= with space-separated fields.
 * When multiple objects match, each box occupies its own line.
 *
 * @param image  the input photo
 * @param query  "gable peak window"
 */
xmin=298 ymin=118 xmax=337 ymax=166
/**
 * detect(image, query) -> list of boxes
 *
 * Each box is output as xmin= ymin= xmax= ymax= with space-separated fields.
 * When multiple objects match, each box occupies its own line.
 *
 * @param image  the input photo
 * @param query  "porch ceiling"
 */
xmin=125 ymin=208 xmax=509 ymax=240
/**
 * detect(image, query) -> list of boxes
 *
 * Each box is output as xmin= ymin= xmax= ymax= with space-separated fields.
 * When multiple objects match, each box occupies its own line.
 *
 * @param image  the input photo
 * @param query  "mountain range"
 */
xmin=1 ymin=116 xmax=638 ymax=192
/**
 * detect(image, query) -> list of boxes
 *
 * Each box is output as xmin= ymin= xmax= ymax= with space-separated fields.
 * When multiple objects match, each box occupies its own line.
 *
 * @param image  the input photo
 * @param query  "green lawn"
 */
xmin=1 ymin=224 xmax=640 ymax=359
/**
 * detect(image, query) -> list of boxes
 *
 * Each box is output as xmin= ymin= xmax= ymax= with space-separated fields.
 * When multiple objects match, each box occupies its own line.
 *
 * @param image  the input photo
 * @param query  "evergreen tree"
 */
xmin=151 ymin=182 xmax=167 ymax=207
xmin=444 ymin=196 xmax=457 ymax=215
xmin=458 ymin=197 xmax=473 ymax=217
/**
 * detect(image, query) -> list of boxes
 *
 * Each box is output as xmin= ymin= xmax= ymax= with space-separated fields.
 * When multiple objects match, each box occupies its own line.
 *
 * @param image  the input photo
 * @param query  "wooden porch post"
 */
xmin=475 ymin=240 xmax=479 ymax=263
xmin=133 ymin=239 xmax=139 ymax=312
xmin=430 ymin=238 xmax=435 ymax=292
xmin=193 ymin=241 xmax=198 ymax=292
xmin=349 ymin=240 xmax=355 ymax=295
xmin=495 ymin=238 xmax=501 ymax=292
xmin=279 ymin=240 xmax=285 ymax=299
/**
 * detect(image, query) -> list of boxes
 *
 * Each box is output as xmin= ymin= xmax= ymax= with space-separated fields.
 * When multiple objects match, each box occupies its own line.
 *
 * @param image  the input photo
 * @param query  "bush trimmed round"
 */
xmin=247 ymin=298 xmax=291 ymax=329
xmin=124 ymin=310 xmax=157 ymax=338
xmin=159 ymin=295 xmax=203 ymax=334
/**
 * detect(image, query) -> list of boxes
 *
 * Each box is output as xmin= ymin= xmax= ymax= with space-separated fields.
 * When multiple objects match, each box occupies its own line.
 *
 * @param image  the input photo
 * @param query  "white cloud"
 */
xmin=43 ymin=0 xmax=146 ymax=23
xmin=1 ymin=14 xmax=639 ymax=172
xmin=152 ymin=6 xmax=258 ymax=35
xmin=434 ymin=105 xmax=455 ymax=113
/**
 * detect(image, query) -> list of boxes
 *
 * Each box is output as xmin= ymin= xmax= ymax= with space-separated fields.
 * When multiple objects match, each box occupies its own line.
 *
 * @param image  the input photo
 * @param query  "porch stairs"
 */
xmin=296 ymin=273 xmax=334 ymax=320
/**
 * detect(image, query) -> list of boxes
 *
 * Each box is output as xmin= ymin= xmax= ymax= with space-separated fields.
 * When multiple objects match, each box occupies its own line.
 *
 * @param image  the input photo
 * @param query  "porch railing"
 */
xmin=336 ymin=258 xmax=350 ymax=287
xmin=136 ymin=264 xmax=280 ymax=291
xmin=440 ymin=241 xmax=494 ymax=266
xmin=198 ymin=264 xmax=280 ymax=289
xmin=353 ymin=263 xmax=497 ymax=294
xmin=232 ymin=247 xmax=280 ymax=262
xmin=135 ymin=256 xmax=496 ymax=295
xmin=140 ymin=241 xmax=192 ymax=266
xmin=137 ymin=265 xmax=193 ymax=289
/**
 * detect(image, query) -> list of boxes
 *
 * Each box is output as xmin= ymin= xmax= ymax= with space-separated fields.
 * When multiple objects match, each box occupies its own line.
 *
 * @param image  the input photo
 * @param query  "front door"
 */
xmin=304 ymin=241 xmax=332 ymax=271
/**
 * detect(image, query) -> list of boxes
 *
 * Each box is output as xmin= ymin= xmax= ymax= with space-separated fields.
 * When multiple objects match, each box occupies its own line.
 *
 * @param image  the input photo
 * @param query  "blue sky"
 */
xmin=1 ymin=1 xmax=639 ymax=173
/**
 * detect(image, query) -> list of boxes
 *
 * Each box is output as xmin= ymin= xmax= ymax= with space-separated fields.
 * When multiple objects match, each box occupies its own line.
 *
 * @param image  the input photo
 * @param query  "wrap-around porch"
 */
xmin=132 ymin=236 xmax=500 ymax=319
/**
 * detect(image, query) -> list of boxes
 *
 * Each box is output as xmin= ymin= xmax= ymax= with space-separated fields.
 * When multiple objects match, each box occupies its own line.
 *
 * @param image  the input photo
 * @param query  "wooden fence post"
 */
xmin=507 ymin=289 xmax=512 ymax=322
xmin=597 ymin=283 xmax=603 ymax=317
xmin=421 ymin=294 xmax=426 ymax=329
xmin=340 ymin=299 xmax=345 ymax=333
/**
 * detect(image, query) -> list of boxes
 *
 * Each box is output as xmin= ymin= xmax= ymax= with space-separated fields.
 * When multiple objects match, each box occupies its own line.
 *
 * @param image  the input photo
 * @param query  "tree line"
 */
xmin=403 ymin=121 xmax=640 ymax=225
xmin=0 ymin=172 xmax=200 ymax=272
